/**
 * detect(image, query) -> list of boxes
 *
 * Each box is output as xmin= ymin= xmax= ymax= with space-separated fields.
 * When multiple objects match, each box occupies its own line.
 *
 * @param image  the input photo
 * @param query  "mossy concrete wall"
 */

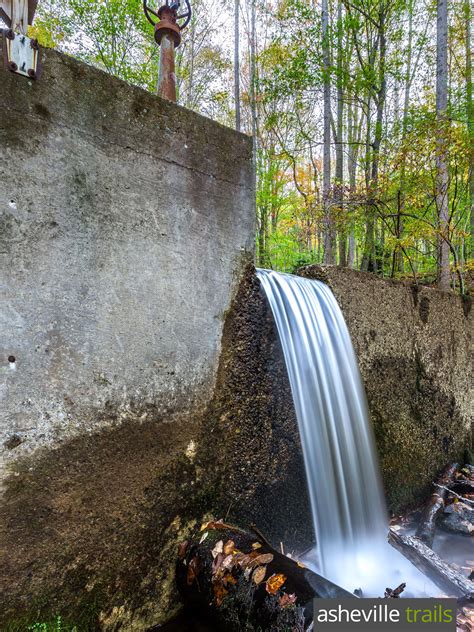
xmin=300 ymin=266 xmax=473 ymax=510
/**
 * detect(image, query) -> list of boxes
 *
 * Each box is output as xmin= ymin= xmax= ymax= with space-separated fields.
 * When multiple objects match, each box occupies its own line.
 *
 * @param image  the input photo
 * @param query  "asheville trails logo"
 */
xmin=312 ymin=599 xmax=457 ymax=631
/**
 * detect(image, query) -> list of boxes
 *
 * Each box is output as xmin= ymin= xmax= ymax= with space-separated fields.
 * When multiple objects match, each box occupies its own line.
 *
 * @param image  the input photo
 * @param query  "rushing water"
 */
xmin=257 ymin=269 xmax=436 ymax=596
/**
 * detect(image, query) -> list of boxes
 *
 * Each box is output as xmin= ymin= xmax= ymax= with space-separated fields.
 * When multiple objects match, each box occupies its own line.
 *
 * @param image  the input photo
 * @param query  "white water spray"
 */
xmin=257 ymin=269 xmax=436 ymax=596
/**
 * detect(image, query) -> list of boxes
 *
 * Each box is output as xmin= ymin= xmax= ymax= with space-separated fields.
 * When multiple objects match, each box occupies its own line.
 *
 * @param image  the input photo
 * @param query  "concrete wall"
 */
xmin=0 ymin=42 xmax=255 ymax=628
xmin=0 ymin=43 xmax=255 ymax=476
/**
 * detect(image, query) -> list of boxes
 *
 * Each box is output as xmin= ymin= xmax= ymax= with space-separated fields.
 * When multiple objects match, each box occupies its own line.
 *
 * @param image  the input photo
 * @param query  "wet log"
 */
xmin=416 ymin=463 xmax=458 ymax=547
xmin=176 ymin=520 xmax=356 ymax=632
xmin=452 ymin=480 xmax=474 ymax=494
xmin=388 ymin=529 xmax=474 ymax=600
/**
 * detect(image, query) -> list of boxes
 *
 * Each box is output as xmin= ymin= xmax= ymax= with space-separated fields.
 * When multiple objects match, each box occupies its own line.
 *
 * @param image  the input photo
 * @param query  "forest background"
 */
xmin=16 ymin=0 xmax=474 ymax=292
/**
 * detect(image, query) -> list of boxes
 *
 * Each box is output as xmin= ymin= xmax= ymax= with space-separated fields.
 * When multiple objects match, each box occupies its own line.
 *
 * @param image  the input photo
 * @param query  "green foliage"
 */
xmin=28 ymin=616 xmax=76 ymax=632
xmin=5 ymin=616 xmax=78 ymax=632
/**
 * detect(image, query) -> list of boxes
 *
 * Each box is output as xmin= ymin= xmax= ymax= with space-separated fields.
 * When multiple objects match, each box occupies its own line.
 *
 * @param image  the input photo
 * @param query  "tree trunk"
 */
xmin=395 ymin=0 xmax=415 ymax=275
xmin=186 ymin=19 xmax=195 ymax=109
xmin=361 ymin=6 xmax=387 ymax=274
xmin=347 ymin=101 xmax=360 ymax=268
xmin=436 ymin=0 xmax=451 ymax=290
xmin=234 ymin=0 xmax=241 ymax=132
xmin=361 ymin=97 xmax=373 ymax=272
xmin=322 ymin=0 xmax=336 ymax=264
xmin=250 ymin=0 xmax=257 ymax=157
xmin=465 ymin=0 xmax=473 ymax=258
xmin=335 ymin=0 xmax=346 ymax=266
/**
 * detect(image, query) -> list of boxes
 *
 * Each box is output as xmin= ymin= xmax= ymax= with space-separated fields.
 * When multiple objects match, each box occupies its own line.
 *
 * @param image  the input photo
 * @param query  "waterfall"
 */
xmin=257 ymin=269 xmax=433 ymax=595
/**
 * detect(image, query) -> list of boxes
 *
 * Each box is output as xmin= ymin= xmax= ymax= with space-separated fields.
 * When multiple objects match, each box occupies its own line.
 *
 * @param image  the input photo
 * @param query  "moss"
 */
xmin=4 ymin=589 xmax=103 ymax=631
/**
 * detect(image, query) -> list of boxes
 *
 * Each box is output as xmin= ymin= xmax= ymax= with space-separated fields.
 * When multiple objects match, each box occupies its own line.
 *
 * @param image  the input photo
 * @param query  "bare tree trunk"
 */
xmin=370 ymin=8 xmax=387 ymax=273
xmin=361 ymin=5 xmax=388 ymax=274
xmin=347 ymin=101 xmax=361 ymax=268
xmin=234 ymin=0 xmax=241 ymax=132
xmin=436 ymin=0 xmax=450 ymax=290
xmin=186 ymin=20 xmax=195 ymax=109
xmin=395 ymin=0 xmax=415 ymax=275
xmin=361 ymin=98 xmax=373 ymax=272
xmin=250 ymin=0 xmax=257 ymax=156
xmin=335 ymin=0 xmax=346 ymax=266
xmin=465 ymin=0 xmax=473 ymax=258
xmin=322 ymin=0 xmax=335 ymax=264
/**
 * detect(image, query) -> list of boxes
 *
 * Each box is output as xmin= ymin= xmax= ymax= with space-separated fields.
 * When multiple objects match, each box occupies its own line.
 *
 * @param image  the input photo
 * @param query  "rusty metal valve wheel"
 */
xmin=143 ymin=0 xmax=192 ymax=31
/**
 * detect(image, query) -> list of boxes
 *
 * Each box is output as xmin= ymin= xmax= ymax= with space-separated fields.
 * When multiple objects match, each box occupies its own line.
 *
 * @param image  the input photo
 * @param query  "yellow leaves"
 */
xmin=265 ymin=573 xmax=287 ymax=594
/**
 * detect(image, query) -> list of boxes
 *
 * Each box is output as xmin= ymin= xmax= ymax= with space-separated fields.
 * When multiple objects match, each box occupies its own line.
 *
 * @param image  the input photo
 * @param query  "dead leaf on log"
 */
xmin=201 ymin=519 xmax=235 ymax=532
xmin=224 ymin=540 xmax=235 ymax=555
xmin=212 ymin=553 xmax=225 ymax=576
xmin=279 ymin=593 xmax=297 ymax=608
xmin=222 ymin=572 xmax=237 ymax=587
xmin=235 ymin=550 xmax=260 ymax=569
xmin=266 ymin=573 xmax=287 ymax=594
xmin=252 ymin=565 xmax=267 ymax=585
xmin=213 ymin=582 xmax=228 ymax=607
xmin=222 ymin=554 xmax=235 ymax=571
xmin=251 ymin=553 xmax=274 ymax=567
xmin=252 ymin=542 xmax=262 ymax=550
xmin=187 ymin=556 xmax=201 ymax=586
xmin=178 ymin=541 xmax=188 ymax=560
xmin=211 ymin=540 xmax=224 ymax=559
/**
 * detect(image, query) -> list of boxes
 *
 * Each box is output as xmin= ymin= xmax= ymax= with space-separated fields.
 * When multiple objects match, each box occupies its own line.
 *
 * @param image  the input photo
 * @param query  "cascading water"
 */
xmin=257 ymin=269 xmax=435 ymax=596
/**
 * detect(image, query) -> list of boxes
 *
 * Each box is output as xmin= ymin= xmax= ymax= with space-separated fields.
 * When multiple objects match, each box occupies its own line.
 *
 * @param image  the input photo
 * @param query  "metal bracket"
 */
xmin=2 ymin=29 xmax=41 ymax=79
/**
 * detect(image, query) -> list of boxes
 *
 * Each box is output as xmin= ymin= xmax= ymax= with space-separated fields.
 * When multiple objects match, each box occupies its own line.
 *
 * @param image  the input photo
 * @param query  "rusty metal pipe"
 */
xmin=157 ymin=32 xmax=177 ymax=102
xmin=154 ymin=6 xmax=181 ymax=102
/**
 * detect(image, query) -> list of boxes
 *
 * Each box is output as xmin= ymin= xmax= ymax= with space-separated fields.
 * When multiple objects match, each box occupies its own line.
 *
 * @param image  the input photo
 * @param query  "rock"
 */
xmin=439 ymin=502 xmax=474 ymax=535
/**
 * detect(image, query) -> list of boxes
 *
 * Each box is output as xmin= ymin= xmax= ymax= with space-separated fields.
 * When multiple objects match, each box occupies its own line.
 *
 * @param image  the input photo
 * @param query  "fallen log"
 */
xmin=176 ymin=520 xmax=356 ymax=632
xmin=452 ymin=479 xmax=474 ymax=495
xmin=416 ymin=463 xmax=458 ymax=547
xmin=388 ymin=528 xmax=474 ymax=601
xmin=384 ymin=582 xmax=406 ymax=598
xmin=434 ymin=484 xmax=474 ymax=507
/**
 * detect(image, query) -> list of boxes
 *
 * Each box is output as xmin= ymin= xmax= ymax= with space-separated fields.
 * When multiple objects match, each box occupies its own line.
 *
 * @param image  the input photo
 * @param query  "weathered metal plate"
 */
xmin=2 ymin=29 xmax=40 ymax=78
